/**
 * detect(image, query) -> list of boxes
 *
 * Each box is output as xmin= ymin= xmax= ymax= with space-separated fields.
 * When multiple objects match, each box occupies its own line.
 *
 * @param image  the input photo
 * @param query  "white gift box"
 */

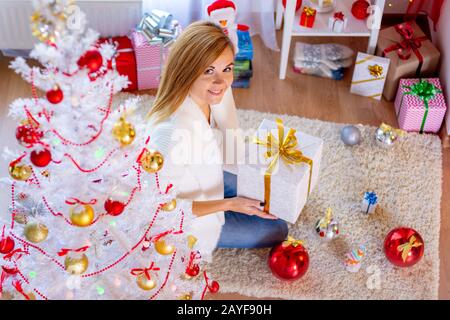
xmin=350 ymin=52 xmax=390 ymax=101
xmin=328 ymin=15 xmax=347 ymax=32
xmin=237 ymin=119 xmax=323 ymax=224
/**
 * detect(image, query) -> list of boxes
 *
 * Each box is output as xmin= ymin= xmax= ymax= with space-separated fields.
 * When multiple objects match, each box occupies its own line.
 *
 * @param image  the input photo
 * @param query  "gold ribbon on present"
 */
xmin=282 ymin=236 xmax=304 ymax=248
xmin=254 ymin=118 xmax=313 ymax=213
xmin=303 ymin=6 xmax=316 ymax=16
xmin=397 ymin=235 xmax=423 ymax=262
xmin=368 ymin=64 xmax=383 ymax=77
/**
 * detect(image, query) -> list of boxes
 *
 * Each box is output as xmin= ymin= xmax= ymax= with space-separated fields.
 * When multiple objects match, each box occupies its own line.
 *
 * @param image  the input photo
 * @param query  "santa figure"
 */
xmin=207 ymin=0 xmax=239 ymax=54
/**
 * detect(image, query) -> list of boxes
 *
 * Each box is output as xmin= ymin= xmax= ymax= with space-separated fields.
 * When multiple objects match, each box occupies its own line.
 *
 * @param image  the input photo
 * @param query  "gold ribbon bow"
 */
xmin=303 ymin=6 xmax=316 ymax=16
xmin=282 ymin=236 xmax=304 ymax=248
xmin=254 ymin=118 xmax=313 ymax=213
xmin=379 ymin=123 xmax=406 ymax=137
xmin=397 ymin=235 xmax=423 ymax=262
xmin=319 ymin=208 xmax=333 ymax=228
xmin=368 ymin=64 xmax=383 ymax=77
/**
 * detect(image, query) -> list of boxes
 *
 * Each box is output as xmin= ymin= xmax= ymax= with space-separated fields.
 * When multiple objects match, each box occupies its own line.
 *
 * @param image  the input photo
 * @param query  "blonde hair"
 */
xmin=147 ymin=21 xmax=235 ymax=124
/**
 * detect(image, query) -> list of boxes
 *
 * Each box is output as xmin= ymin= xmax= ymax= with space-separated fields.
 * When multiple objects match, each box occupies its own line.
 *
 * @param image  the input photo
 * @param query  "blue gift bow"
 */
xmin=364 ymin=192 xmax=377 ymax=214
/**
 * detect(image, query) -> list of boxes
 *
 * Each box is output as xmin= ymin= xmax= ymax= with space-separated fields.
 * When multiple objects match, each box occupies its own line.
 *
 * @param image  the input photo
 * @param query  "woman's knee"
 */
xmin=261 ymin=219 xmax=289 ymax=246
xmin=274 ymin=219 xmax=289 ymax=241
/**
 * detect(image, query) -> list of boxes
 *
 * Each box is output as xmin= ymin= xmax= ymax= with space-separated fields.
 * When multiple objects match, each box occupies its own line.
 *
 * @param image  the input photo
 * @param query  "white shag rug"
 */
xmin=119 ymin=93 xmax=442 ymax=300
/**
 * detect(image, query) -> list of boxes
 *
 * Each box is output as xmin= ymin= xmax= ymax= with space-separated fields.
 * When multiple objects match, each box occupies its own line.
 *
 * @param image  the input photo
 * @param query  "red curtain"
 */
xmin=405 ymin=0 xmax=445 ymax=30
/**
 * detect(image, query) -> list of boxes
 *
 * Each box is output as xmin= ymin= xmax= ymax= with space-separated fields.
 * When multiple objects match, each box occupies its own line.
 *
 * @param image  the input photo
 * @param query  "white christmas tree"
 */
xmin=0 ymin=0 xmax=218 ymax=300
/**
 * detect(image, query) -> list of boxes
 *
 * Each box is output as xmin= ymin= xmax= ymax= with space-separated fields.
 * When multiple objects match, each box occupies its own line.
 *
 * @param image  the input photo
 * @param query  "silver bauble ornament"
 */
xmin=340 ymin=125 xmax=361 ymax=146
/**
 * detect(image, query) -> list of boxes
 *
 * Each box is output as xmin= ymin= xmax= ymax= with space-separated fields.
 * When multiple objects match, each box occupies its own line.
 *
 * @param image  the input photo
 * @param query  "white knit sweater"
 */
xmin=147 ymin=88 xmax=242 ymax=261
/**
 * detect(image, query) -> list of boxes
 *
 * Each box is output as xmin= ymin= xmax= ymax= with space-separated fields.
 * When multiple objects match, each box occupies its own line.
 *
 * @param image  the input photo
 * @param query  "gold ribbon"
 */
xmin=303 ymin=6 xmax=316 ymax=16
xmin=379 ymin=123 xmax=406 ymax=137
xmin=254 ymin=118 xmax=313 ymax=213
xmin=282 ymin=236 xmax=304 ymax=248
xmin=319 ymin=208 xmax=333 ymax=228
xmin=397 ymin=235 xmax=423 ymax=262
xmin=368 ymin=64 xmax=383 ymax=77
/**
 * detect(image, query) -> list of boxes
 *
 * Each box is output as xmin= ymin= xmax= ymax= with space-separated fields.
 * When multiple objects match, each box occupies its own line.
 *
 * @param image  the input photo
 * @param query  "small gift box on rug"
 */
xmin=237 ymin=118 xmax=323 ymax=223
xmin=328 ymin=11 xmax=347 ymax=32
xmin=299 ymin=6 xmax=317 ymax=28
xmin=394 ymin=78 xmax=447 ymax=133
xmin=350 ymin=52 xmax=390 ymax=100
xmin=376 ymin=21 xmax=440 ymax=101
xmin=98 ymin=36 xmax=138 ymax=92
xmin=131 ymin=10 xmax=181 ymax=90
xmin=362 ymin=192 xmax=378 ymax=214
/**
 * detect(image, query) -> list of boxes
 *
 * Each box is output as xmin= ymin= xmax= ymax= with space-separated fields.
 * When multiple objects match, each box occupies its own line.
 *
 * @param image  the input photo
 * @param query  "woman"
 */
xmin=148 ymin=21 xmax=288 ymax=261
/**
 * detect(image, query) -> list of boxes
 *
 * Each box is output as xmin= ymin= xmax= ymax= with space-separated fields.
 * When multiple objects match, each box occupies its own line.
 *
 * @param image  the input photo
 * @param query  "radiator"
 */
xmin=0 ymin=0 xmax=143 ymax=50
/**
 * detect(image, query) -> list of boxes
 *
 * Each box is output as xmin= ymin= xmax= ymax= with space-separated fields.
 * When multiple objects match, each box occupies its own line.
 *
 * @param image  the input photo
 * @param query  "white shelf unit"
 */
xmin=276 ymin=0 xmax=386 ymax=79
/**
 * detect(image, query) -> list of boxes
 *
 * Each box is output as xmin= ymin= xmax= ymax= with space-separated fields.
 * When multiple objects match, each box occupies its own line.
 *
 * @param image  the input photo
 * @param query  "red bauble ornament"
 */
xmin=0 ymin=236 xmax=15 ymax=254
xmin=46 ymin=86 xmax=64 ymax=104
xmin=351 ymin=0 xmax=370 ymax=20
xmin=268 ymin=240 xmax=309 ymax=281
xmin=104 ymin=199 xmax=125 ymax=216
xmin=16 ymin=124 xmax=43 ymax=148
xmin=208 ymin=280 xmax=220 ymax=293
xmin=282 ymin=0 xmax=302 ymax=11
xmin=384 ymin=227 xmax=424 ymax=268
xmin=78 ymin=50 xmax=103 ymax=73
xmin=30 ymin=149 xmax=52 ymax=167
xmin=186 ymin=264 xmax=200 ymax=277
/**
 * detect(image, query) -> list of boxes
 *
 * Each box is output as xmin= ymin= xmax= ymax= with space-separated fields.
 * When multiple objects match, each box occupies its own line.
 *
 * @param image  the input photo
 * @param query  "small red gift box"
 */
xmin=98 ymin=36 xmax=138 ymax=92
xmin=299 ymin=6 xmax=316 ymax=28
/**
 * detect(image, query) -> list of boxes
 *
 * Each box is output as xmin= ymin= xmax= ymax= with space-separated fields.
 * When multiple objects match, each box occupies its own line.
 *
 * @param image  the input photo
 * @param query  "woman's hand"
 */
xmin=225 ymin=197 xmax=278 ymax=220
xmin=192 ymin=197 xmax=278 ymax=220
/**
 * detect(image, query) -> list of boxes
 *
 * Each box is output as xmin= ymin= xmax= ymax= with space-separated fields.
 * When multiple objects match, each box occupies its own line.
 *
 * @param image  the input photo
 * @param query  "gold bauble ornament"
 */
xmin=70 ymin=204 xmax=95 ymax=227
xmin=112 ymin=117 xmax=135 ymax=147
xmin=65 ymin=253 xmax=89 ymax=275
xmin=179 ymin=293 xmax=192 ymax=300
xmin=187 ymin=235 xmax=197 ymax=250
xmin=41 ymin=170 xmax=50 ymax=178
xmin=9 ymin=163 xmax=32 ymax=181
xmin=0 ymin=291 xmax=14 ymax=300
xmin=136 ymin=274 xmax=157 ymax=291
xmin=27 ymin=292 xmax=36 ymax=300
xmin=154 ymin=238 xmax=175 ymax=255
xmin=14 ymin=214 xmax=28 ymax=225
xmin=24 ymin=223 xmax=48 ymax=243
xmin=161 ymin=198 xmax=177 ymax=212
xmin=140 ymin=150 xmax=164 ymax=173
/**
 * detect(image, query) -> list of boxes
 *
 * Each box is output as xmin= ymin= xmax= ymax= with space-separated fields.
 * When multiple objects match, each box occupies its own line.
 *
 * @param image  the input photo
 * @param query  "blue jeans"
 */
xmin=216 ymin=171 xmax=289 ymax=248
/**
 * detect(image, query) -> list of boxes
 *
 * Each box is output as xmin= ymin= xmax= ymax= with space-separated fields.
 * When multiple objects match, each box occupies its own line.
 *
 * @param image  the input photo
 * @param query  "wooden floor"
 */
xmin=0 ymin=32 xmax=448 ymax=299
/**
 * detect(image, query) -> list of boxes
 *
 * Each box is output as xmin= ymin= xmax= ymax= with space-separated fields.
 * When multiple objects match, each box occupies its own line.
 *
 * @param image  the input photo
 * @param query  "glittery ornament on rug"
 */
xmin=315 ymin=207 xmax=339 ymax=240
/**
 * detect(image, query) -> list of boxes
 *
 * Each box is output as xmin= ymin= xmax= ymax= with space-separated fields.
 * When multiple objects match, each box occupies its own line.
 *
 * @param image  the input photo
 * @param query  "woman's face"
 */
xmin=189 ymin=47 xmax=234 ymax=107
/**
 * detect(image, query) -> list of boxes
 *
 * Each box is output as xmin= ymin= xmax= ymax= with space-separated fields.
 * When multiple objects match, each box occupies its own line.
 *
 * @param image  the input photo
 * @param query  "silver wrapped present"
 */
xmin=237 ymin=119 xmax=323 ymax=223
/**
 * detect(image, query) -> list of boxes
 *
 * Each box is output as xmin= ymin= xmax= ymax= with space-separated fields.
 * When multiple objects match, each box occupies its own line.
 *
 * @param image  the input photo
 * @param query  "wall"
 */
xmin=430 ymin=0 xmax=450 ymax=135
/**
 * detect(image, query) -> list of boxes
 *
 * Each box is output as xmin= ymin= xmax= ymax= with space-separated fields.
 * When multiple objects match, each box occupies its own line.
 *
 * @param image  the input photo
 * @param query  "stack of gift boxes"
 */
xmin=350 ymin=21 xmax=447 ymax=134
xmin=232 ymin=24 xmax=254 ymax=89
xmin=97 ymin=9 xmax=180 ymax=92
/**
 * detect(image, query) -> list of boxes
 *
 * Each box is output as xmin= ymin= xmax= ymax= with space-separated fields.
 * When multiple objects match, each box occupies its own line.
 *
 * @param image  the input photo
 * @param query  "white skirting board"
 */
xmin=0 ymin=0 xmax=142 ymax=50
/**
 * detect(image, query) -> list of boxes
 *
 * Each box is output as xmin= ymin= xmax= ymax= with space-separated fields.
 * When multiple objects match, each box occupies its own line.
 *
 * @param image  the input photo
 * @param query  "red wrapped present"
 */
xmin=299 ymin=6 xmax=316 ymax=28
xmin=98 ymin=36 xmax=138 ymax=92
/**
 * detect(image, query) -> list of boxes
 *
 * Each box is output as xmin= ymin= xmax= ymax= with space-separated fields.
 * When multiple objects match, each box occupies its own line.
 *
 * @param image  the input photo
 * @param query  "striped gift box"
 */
xmin=350 ymin=52 xmax=390 ymax=100
xmin=130 ymin=31 xmax=169 ymax=90
xmin=394 ymin=78 xmax=447 ymax=133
